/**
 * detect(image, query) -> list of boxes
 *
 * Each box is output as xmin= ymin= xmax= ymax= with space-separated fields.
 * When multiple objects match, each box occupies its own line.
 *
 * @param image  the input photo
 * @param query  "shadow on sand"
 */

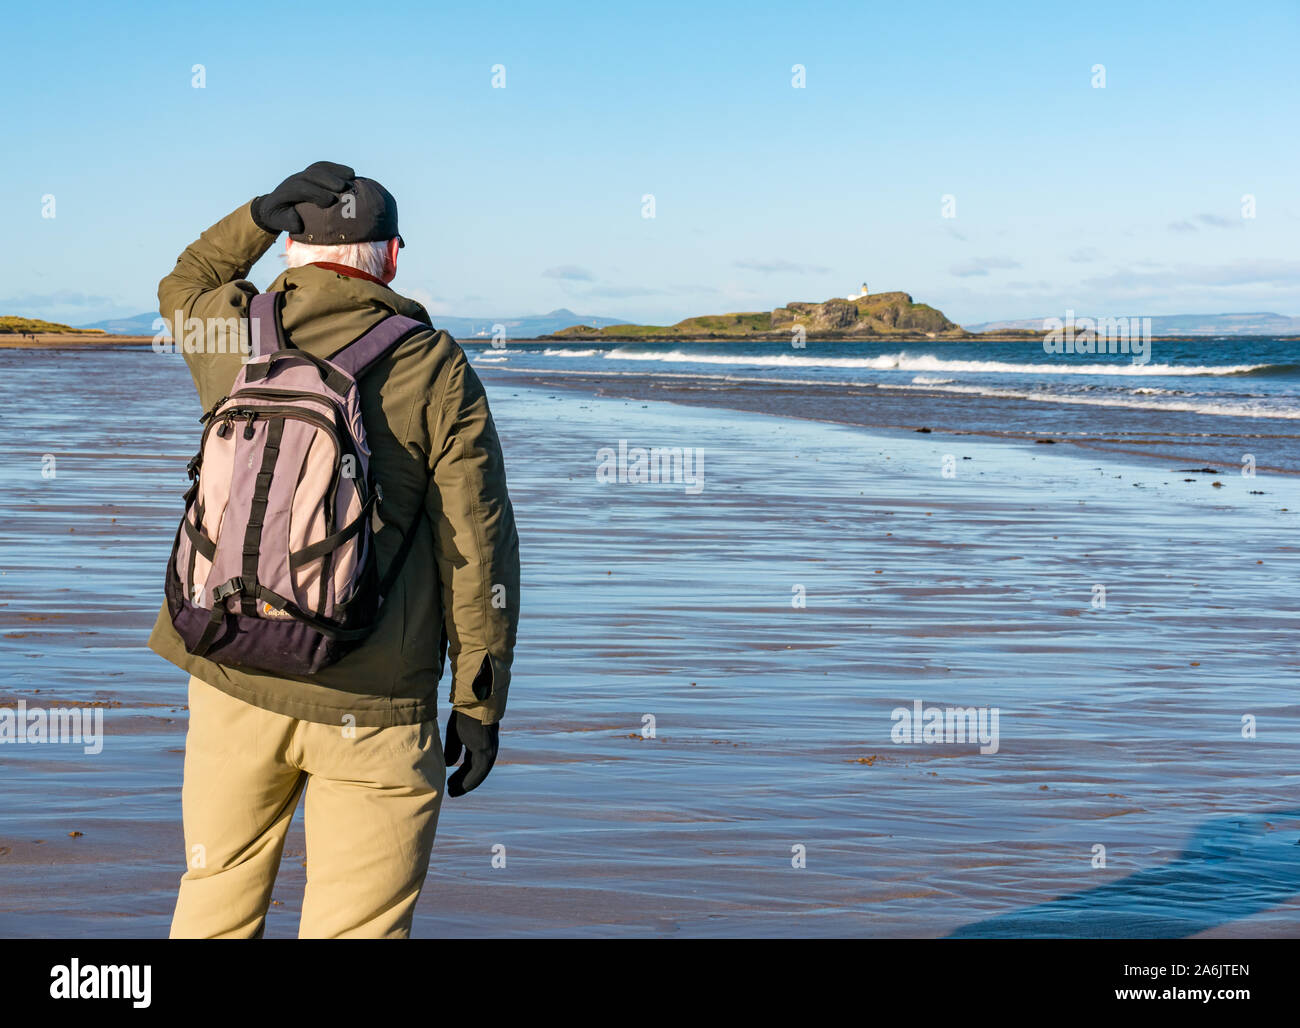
xmin=948 ymin=810 xmax=1300 ymax=938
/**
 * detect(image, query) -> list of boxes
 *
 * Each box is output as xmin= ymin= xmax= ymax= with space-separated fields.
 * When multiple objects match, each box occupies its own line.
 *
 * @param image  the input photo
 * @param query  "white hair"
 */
xmin=284 ymin=239 xmax=392 ymax=279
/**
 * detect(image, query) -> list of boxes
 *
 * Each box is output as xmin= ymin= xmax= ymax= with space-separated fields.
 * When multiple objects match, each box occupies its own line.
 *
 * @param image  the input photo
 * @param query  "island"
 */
xmin=546 ymin=290 xmax=978 ymax=341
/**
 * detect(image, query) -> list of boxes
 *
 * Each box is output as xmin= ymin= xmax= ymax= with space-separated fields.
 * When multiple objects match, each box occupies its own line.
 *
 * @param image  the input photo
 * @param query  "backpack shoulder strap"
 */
xmin=329 ymin=314 xmax=430 ymax=599
xmin=248 ymin=291 xmax=286 ymax=358
xmin=329 ymin=315 xmax=428 ymax=380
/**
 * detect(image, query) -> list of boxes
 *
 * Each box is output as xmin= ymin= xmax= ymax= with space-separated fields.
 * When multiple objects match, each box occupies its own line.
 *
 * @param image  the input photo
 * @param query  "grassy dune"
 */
xmin=0 ymin=316 xmax=106 ymax=335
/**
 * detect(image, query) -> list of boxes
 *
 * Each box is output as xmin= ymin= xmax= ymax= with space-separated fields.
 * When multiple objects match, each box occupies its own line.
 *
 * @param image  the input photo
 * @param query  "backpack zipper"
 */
xmin=231 ymin=386 xmax=347 ymax=412
xmin=198 ymin=403 xmax=349 ymax=478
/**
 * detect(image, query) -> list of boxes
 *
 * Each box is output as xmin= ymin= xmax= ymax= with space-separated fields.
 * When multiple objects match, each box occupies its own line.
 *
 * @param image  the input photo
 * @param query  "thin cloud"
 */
xmin=583 ymin=284 xmax=667 ymax=298
xmin=542 ymin=265 xmax=596 ymax=281
xmin=733 ymin=258 xmax=832 ymax=275
xmin=0 ymin=290 xmax=120 ymax=309
xmin=949 ymin=256 xmax=1021 ymax=278
xmin=1168 ymin=213 xmax=1240 ymax=233
xmin=1083 ymin=259 xmax=1300 ymax=292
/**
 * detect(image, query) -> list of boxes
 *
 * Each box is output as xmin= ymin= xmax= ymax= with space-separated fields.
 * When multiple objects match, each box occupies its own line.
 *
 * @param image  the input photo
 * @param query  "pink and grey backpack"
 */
xmin=165 ymin=291 xmax=425 ymax=676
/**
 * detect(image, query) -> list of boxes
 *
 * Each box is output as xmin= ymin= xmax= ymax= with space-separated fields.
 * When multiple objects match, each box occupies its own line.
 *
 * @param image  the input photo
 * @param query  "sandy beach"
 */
xmin=1 ymin=345 xmax=1298 ymax=937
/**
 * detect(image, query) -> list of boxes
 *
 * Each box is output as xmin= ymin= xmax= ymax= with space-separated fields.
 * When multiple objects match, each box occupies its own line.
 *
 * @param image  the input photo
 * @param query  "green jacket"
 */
xmin=147 ymin=201 xmax=519 ymax=727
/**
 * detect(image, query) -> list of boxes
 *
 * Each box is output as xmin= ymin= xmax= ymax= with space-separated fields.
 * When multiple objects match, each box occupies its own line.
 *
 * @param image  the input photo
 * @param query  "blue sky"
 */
xmin=3 ymin=0 xmax=1298 ymax=327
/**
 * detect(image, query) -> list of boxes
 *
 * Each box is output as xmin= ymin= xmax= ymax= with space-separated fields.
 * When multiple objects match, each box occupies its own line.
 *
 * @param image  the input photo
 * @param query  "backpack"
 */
xmin=164 ymin=290 xmax=425 ymax=676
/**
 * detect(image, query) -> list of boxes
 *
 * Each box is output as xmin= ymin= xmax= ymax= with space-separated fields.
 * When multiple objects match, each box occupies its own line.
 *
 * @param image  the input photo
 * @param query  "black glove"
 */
xmin=443 ymin=710 xmax=499 ymax=797
xmin=251 ymin=161 xmax=355 ymax=235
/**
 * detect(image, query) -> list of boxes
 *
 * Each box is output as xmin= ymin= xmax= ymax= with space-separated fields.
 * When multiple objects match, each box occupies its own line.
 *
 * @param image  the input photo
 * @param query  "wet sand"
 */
xmin=475 ymin=364 xmax=1300 ymax=476
xmin=1 ymin=347 xmax=1298 ymax=937
xmin=0 ymin=335 xmax=154 ymax=349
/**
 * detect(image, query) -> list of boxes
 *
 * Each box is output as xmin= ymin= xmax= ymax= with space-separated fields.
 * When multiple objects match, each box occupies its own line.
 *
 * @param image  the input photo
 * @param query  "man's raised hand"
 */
xmin=251 ymin=161 xmax=355 ymax=235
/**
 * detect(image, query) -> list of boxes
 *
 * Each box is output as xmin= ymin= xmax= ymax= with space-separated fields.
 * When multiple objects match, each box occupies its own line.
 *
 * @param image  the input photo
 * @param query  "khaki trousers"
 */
xmin=170 ymin=676 xmax=444 ymax=939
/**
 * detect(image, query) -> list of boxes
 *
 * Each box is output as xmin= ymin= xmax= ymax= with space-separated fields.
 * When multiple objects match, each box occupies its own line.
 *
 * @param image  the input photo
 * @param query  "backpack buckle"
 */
xmin=212 ymin=577 xmax=244 ymax=602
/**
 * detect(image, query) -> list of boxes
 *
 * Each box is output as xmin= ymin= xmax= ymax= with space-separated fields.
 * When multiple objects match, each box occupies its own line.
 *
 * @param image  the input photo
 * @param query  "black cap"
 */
xmin=289 ymin=176 xmax=404 ymax=248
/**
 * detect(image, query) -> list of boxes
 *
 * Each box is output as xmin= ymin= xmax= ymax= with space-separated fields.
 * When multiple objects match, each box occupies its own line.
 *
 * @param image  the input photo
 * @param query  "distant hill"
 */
xmin=550 ymin=292 xmax=965 ymax=340
xmin=966 ymin=312 xmax=1300 ymax=336
xmin=78 ymin=313 xmax=163 ymax=335
xmin=434 ymin=308 xmax=628 ymax=339
xmin=79 ymin=307 xmax=627 ymax=339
